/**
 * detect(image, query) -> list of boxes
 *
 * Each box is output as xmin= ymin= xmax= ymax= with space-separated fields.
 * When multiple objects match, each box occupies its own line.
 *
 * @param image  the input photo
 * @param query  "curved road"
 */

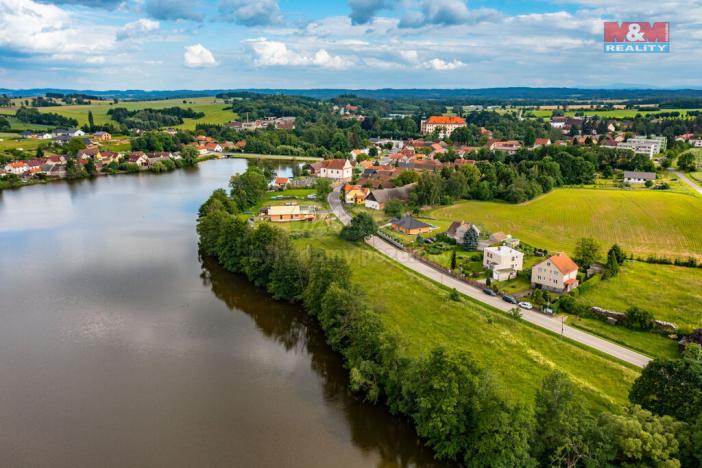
xmin=670 ymin=169 xmax=702 ymax=196
xmin=328 ymin=187 xmax=651 ymax=368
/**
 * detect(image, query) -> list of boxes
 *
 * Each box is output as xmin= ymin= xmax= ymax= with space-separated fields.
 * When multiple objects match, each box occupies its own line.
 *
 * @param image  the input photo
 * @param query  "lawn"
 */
xmin=294 ymin=233 xmax=639 ymax=411
xmin=567 ymin=315 xmax=679 ymax=360
xmin=428 ymin=188 xmax=702 ymax=260
xmin=575 ymin=261 xmax=702 ymax=330
xmin=0 ymin=97 xmax=236 ymax=131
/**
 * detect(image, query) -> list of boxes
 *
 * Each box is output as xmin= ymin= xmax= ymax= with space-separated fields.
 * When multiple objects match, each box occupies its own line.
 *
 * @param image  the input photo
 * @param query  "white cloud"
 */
xmin=399 ymin=49 xmax=419 ymax=62
xmin=244 ymin=37 xmax=354 ymax=69
xmin=117 ymin=18 xmax=160 ymax=41
xmin=183 ymin=43 xmax=218 ymax=68
xmin=0 ymin=0 xmax=115 ymax=58
xmin=423 ymin=58 xmax=465 ymax=70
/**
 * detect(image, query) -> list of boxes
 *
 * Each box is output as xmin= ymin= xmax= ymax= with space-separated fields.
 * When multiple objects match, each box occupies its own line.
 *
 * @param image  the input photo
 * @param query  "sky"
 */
xmin=0 ymin=0 xmax=700 ymax=90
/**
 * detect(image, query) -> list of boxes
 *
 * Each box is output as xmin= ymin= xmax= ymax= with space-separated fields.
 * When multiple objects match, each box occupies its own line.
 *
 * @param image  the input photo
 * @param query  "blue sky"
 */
xmin=0 ymin=0 xmax=699 ymax=90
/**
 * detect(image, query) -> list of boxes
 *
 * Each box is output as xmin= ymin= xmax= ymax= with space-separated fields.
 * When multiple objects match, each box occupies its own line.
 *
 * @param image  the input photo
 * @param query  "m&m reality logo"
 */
xmin=603 ymin=22 xmax=670 ymax=53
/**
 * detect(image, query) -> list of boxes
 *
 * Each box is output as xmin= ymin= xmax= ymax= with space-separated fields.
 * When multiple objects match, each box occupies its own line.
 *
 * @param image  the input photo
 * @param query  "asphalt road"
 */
xmin=671 ymin=169 xmax=702 ymax=195
xmin=328 ymin=186 xmax=651 ymax=368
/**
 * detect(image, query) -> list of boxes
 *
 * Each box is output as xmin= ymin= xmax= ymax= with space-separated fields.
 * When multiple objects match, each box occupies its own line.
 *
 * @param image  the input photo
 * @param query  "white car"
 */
xmin=518 ymin=301 xmax=533 ymax=310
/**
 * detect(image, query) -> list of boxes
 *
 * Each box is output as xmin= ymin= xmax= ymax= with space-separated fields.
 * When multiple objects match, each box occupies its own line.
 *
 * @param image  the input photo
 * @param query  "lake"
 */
xmin=0 ymin=159 xmax=438 ymax=467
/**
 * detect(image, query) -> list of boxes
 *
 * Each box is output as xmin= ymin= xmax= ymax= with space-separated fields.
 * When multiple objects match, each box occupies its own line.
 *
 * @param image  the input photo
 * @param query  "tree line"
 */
xmin=195 ymin=172 xmax=702 ymax=466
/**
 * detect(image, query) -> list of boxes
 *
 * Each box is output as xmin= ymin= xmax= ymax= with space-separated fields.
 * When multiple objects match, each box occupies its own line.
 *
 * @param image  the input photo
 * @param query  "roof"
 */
xmin=321 ymin=159 xmax=351 ymax=170
xmin=367 ymin=183 xmax=415 ymax=203
xmin=425 ymin=116 xmax=466 ymax=125
xmin=485 ymin=245 xmax=522 ymax=256
xmin=447 ymin=221 xmax=470 ymax=237
xmin=623 ymin=171 xmax=656 ymax=180
xmin=269 ymin=205 xmax=301 ymax=216
xmin=274 ymin=177 xmax=289 ymax=184
xmin=547 ymin=252 xmax=579 ymax=275
xmin=391 ymin=216 xmax=432 ymax=230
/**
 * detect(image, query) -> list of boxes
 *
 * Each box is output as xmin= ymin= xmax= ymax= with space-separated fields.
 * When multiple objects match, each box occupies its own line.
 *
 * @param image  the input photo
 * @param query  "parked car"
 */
xmin=543 ymin=307 xmax=554 ymax=315
xmin=502 ymin=295 xmax=518 ymax=304
xmin=482 ymin=288 xmax=497 ymax=297
xmin=518 ymin=301 xmax=533 ymax=310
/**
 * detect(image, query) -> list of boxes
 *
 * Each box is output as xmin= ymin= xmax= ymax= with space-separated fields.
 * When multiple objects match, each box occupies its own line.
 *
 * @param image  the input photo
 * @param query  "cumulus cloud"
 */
xmin=219 ymin=0 xmax=282 ymax=26
xmin=183 ymin=43 xmax=218 ymax=67
xmin=348 ymin=0 xmax=394 ymax=25
xmin=117 ymin=19 xmax=160 ymax=40
xmin=399 ymin=0 xmax=500 ymax=28
xmin=423 ymin=58 xmax=465 ymax=70
xmin=0 ymin=0 xmax=115 ymax=59
xmin=145 ymin=0 xmax=203 ymax=21
xmin=243 ymin=37 xmax=353 ymax=69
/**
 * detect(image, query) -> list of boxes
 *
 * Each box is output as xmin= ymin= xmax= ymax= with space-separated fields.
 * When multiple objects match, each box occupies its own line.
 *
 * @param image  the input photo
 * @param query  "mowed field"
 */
xmin=428 ymin=188 xmax=702 ymax=260
xmin=528 ymin=108 xmax=702 ymax=119
xmin=295 ymin=234 xmax=638 ymax=411
xmin=0 ymin=97 xmax=236 ymax=130
xmin=576 ymin=261 xmax=702 ymax=330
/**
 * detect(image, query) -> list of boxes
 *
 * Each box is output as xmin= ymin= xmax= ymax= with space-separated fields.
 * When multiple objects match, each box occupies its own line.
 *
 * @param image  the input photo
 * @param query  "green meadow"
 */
xmin=428 ymin=188 xmax=702 ymax=260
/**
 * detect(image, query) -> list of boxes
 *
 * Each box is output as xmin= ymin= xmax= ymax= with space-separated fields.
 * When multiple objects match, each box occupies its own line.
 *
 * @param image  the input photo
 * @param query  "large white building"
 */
xmin=420 ymin=116 xmax=466 ymax=138
xmin=618 ymin=136 xmax=667 ymax=158
xmin=483 ymin=246 xmax=524 ymax=281
xmin=314 ymin=159 xmax=354 ymax=180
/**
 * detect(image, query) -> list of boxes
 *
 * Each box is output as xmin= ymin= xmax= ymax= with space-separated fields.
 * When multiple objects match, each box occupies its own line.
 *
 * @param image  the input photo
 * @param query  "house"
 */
xmin=483 ymin=246 xmax=524 ymax=281
xmin=533 ymin=138 xmax=551 ymax=148
xmin=205 ymin=142 xmax=223 ymax=153
xmin=77 ymin=147 xmax=101 ymax=159
xmin=19 ymin=131 xmax=34 ymax=138
xmin=420 ymin=116 xmax=466 ymax=138
xmin=67 ymin=128 xmax=85 ymax=137
xmin=531 ymin=252 xmax=579 ymax=293
xmin=147 ymin=152 xmax=171 ymax=165
xmin=264 ymin=204 xmax=316 ymax=222
xmin=93 ymin=131 xmax=111 ymax=141
xmin=364 ymin=184 xmax=415 ymax=210
xmin=318 ymin=159 xmax=354 ymax=180
xmin=489 ymin=232 xmax=508 ymax=244
xmin=128 ymin=152 xmax=148 ymax=167
xmin=272 ymin=177 xmax=290 ymax=189
xmin=690 ymin=139 xmax=702 ymax=148
xmin=4 ymin=161 xmax=29 ymax=175
xmin=343 ymin=184 xmax=370 ymax=204
xmin=623 ymin=171 xmax=656 ymax=184
xmin=390 ymin=216 xmax=433 ymax=235
xmin=446 ymin=221 xmax=480 ymax=244
xmin=486 ymin=139 xmax=522 ymax=154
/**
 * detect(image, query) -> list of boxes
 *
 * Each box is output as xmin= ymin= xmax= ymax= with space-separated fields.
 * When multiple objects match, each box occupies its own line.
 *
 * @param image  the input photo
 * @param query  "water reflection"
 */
xmin=200 ymin=255 xmax=445 ymax=467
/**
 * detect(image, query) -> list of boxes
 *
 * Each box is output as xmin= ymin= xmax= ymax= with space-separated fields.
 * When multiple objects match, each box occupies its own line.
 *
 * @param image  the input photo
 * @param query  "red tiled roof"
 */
xmin=322 ymin=159 xmax=350 ymax=170
xmin=426 ymin=116 xmax=466 ymax=125
xmin=549 ymin=253 xmax=579 ymax=275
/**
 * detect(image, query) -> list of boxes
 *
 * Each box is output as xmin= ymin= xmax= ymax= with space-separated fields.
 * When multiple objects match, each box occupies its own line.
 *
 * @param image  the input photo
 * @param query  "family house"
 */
xmin=623 ymin=171 xmax=656 ymax=184
xmin=343 ymin=184 xmax=370 ymax=204
xmin=4 ymin=161 xmax=29 ymax=175
xmin=364 ymin=184 xmax=414 ymax=210
xmin=128 ymin=152 xmax=148 ymax=167
xmin=486 ymin=140 xmax=522 ymax=154
xmin=446 ymin=221 xmax=480 ymax=245
xmin=531 ymin=252 xmax=579 ymax=293
xmin=271 ymin=177 xmax=290 ymax=189
xmin=390 ymin=216 xmax=432 ymax=235
xmin=93 ymin=131 xmax=112 ymax=141
xmin=483 ymin=246 xmax=524 ymax=281
xmin=264 ymin=205 xmax=316 ymax=222
xmin=147 ymin=152 xmax=172 ymax=165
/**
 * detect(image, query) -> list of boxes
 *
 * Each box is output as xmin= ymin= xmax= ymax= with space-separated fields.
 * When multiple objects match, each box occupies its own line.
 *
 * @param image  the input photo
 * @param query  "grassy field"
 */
xmin=567 ymin=315 xmax=679 ymax=360
xmin=528 ymin=108 xmax=702 ymax=119
xmin=576 ymin=261 xmax=702 ymax=330
xmin=428 ymin=188 xmax=702 ymax=260
xmin=0 ymin=97 xmax=236 ymax=131
xmin=293 ymin=232 xmax=639 ymax=411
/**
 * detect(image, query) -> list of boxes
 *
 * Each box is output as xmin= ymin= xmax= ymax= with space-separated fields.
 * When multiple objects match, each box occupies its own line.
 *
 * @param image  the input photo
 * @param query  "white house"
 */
xmin=531 ymin=252 xmax=579 ymax=293
xmin=446 ymin=221 xmax=480 ymax=245
xmin=623 ymin=171 xmax=656 ymax=184
xmin=483 ymin=246 xmax=524 ymax=281
xmin=420 ymin=116 xmax=466 ymax=138
xmin=4 ymin=161 xmax=29 ymax=175
xmin=318 ymin=159 xmax=354 ymax=180
xmin=67 ymin=128 xmax=85 ymax=137
xmin=618 ymin=136 xmax=667 ymax=158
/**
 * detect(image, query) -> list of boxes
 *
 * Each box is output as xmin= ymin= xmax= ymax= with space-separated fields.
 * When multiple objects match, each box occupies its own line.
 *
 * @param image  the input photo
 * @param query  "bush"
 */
xmin=340 ymin=213 xmax=378 ymax=241
xmin=622 ymin=306 xmax=655 ymax=331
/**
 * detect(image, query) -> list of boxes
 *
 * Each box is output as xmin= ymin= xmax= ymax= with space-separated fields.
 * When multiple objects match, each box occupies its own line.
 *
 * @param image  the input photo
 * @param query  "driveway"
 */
xmin=328 ymin=186 xmax=651 ymax=368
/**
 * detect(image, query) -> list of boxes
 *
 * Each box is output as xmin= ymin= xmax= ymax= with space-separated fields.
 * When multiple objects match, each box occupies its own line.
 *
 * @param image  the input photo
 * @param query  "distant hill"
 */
xmin=4 ymin=87 xmax=702 ymax=103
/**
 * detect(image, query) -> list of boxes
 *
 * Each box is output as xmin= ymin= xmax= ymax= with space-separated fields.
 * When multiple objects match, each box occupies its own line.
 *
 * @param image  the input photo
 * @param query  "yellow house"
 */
xmin=343 ymin=184 xmax=370 ymax=204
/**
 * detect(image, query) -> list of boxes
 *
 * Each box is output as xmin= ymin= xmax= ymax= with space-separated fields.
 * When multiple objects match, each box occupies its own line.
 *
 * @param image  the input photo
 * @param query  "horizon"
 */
xmin=1 ymin=0 xmax=699 ymax=89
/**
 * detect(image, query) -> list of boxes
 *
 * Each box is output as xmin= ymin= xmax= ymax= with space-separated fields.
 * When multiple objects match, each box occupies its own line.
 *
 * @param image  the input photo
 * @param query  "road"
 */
xmin=328 ymin=187 xmax=651 ymax=368
xmin=670 ymin=169 xmax=702 ymax=195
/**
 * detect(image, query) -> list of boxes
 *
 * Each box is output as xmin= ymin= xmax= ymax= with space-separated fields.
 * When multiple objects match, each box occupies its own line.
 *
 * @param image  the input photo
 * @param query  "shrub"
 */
xmin=622 ymin=306 xmax=655 ymax=331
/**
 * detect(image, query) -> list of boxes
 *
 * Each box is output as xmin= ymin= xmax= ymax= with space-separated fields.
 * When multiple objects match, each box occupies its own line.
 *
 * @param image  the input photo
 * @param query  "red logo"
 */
xmin=604 ymin=22 xmax=669 ymax=42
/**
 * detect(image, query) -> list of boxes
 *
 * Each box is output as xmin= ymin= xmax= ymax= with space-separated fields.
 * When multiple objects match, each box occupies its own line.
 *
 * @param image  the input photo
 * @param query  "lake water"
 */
xmin=0 ymin=159 xmax=438 ymax=467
